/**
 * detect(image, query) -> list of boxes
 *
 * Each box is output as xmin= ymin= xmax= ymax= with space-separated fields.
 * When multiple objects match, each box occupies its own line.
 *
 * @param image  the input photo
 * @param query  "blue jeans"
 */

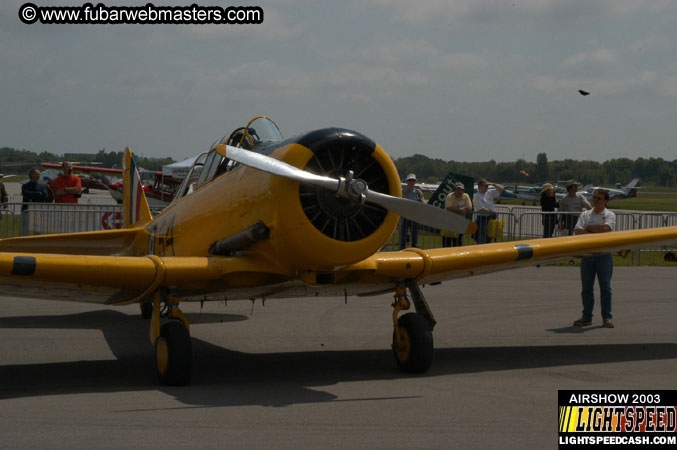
xmin=399 ymin=220 xmax=419 ymax=249
xmin=473 ymin=214 xmax=494 ymax=244
xmin=580 ymin=254 xmax=613 ymax=320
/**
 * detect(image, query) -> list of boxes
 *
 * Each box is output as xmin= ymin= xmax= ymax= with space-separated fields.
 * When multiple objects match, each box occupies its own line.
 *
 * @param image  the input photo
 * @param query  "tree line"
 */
xmin=0 ymin=147 xmax=174 ymax=174
xmin=3 ymin=146 xmax=675 ymax=187
xmin=395 ymin=153 xmax=677 ymax=187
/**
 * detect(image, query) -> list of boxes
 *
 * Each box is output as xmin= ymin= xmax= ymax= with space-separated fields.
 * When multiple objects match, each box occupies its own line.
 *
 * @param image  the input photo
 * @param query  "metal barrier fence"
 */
xmin=385 ymin=211 xmax=518 ymax=250
xmin=0 ymin=202 xmax=169 ymax=238
xmin=666 ymin=214 xmax=677 ymax=227
xmin=389 ymin=207 xmax=677 ymax=264
xmin=23 ymin=204 xmax=123 ymax=236
xmin=1 ymin=203 xmax=675 ymax=263
xmin=0 ymin=203 xmax=124 ymax=238
xmin=0 ymin=209 xmax=20 ymax=238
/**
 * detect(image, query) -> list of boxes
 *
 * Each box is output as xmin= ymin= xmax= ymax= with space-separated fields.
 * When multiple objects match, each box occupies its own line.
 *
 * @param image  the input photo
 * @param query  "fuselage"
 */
xmin=134 ymin=128 xmax=402 ymax=276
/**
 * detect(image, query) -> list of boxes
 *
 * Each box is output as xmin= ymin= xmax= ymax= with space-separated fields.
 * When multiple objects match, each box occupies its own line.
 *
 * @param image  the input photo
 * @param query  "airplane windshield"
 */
xmin=243 ymin=116 xmax=282 ymax=149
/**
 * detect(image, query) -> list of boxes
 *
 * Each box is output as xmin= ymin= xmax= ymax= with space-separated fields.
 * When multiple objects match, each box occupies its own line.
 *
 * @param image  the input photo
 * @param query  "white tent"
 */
xmin=162 ymin=155 xmax=198 ymax=177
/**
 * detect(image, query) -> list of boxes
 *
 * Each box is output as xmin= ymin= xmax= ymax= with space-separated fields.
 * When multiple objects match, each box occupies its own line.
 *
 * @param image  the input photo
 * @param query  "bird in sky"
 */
xmin=578 ymin=90 xmax=590 ymax=96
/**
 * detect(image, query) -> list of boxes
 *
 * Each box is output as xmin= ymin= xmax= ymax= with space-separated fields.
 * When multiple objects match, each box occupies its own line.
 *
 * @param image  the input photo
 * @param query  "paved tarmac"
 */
xmin=1 ymin=266 xmax=675 ymax=449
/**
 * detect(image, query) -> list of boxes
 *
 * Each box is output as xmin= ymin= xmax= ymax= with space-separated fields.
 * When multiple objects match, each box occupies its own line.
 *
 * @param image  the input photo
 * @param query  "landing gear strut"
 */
xmin=391 ymin=282 xmax=434 ymax=373
xmin=149 ymin=290 xmax=192 ymax=385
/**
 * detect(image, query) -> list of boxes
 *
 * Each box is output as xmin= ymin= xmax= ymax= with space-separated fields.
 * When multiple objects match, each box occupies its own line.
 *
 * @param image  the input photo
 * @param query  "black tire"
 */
xmin=392 ymin=313 xmax=433 ymax=373
xmin=155 ymin=321 xmax=192 ymax=386
xmin=140 ymin=302 xmax=153 ymax=320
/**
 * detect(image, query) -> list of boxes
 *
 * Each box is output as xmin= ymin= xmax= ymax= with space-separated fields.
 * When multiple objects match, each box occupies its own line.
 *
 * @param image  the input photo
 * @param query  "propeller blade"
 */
xmin=366 ymin=190 xmax=476 ymax=234
xmin=221 ymin=144 xmax=339 ymax=191
xmin=220 ymin=144 xmax=477 ymax=234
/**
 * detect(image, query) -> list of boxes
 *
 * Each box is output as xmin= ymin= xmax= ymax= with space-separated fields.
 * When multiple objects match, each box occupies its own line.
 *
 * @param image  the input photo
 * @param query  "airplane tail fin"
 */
xmin=625 ymin=178 xmax=640 ymax=189
xmin=623 ymin=178 xmax=640 ymax=198
xmin=122 ymin=147 xmax=153 ymax=228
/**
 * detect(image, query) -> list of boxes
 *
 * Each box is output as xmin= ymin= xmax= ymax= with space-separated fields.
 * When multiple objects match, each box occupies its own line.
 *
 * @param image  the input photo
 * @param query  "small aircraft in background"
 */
xmin=579 ymin=178 xmax=641 ymax=201
xmin=511 ymin=185 xmax=565 ymax=203
xmin=497 ymin=187 xmax=519 ymax=201
xmin=399 ymin=181 xmax=440 ymax=194
xmin=40 ymin=162 xmax=123 ymax=198
xmin=402 ymin=181 xmax=519 ymax=202
xmin=106 ymin=171 xmax=182 ymax=207
xmin=0 ymin=116 xmax=674 ymax=386
xmin=39 ymin=163 xmax=182 ymax=206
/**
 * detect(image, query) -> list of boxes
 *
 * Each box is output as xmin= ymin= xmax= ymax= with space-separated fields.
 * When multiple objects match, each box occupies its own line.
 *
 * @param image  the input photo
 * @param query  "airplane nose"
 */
xmin=299 ymin=128 xmax=390 ymax=242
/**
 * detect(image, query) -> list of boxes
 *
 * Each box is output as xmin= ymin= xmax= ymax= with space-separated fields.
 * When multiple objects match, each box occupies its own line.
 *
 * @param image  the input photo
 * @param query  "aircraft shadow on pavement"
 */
xmin=548 ymin=325 xmax=612 ymax=333
xmin=1 ymin=310 xmax=675 ymax=408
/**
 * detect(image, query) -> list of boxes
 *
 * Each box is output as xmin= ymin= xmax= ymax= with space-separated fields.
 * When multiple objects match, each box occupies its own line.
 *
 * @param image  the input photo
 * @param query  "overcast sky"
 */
xmin=2 ymin=0 xmax=677 ymax=163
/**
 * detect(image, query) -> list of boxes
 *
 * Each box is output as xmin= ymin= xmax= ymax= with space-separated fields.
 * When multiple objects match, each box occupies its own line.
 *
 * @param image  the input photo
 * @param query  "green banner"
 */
xmin=428 ymin=172 xmax=474 ymax=209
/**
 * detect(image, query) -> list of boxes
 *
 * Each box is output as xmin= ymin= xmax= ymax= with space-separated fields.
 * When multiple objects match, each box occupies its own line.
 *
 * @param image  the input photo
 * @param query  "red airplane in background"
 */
xmin=40 ymin=163 xmax=180 ymax=206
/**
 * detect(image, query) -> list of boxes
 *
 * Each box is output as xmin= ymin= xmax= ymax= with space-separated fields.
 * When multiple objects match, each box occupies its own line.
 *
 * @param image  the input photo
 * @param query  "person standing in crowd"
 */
xmin=444 ymin=182 xmax=472 ymax=246
xmin=472 ymin=179 xmax=504 ymax=244
xmin=573 ymin=189 xmax=616 ymax=328
xmin=54 ymin=161 xmax=82 ymax=204
xmin=21 ymin=169 xmax=49 ymax=209
xmin=20 ymin=168 xmax=50 ymax=236
xmin=559 ymin=180 xmax=591 ymax=236
xmin=0 ymin=174 xmax=8 ymax=207
xmin=0 ymin=174 xmax=8 ymax=231
xmin=399 ymin=173 xmax=424 ymax=249
xmin=540 ymin=183 xmax=559 ymax=238
xmin=45 ymin=178 xmax=56 ymax=202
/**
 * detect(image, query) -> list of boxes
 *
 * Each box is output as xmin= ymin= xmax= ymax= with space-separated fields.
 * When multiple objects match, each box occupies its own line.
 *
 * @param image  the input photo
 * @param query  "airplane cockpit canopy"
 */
xmin=174 ymin=117 xmax=284 ymax=201
xmin=225 ymin=116 xmax=283 ymax=150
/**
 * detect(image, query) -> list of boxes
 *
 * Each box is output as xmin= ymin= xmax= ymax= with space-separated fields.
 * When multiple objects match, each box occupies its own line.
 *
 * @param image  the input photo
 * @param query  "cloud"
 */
xmin=220 ymin=58 xmax=430 ymax=97
xmin=178 ymin=5 xmax=305 ymax=43
xmin=323 ymin=65 xmax=429 ymax=88
xmin=663 ymin=76 xmax=677 ymax=97
xmin=557 ymin=48 xmax=620 ymax=76
xmin=337 ymin=36 xmax=492 ymax=73
xmin=629 ymin=34 xmax=676 ymax=54
xmin=366 ymin=0 xmax=677 ymax=27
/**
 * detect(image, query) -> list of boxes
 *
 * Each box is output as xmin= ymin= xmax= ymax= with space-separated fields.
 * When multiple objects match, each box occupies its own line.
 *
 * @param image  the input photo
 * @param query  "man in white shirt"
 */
xmin=472 ymin=179 xmax=504 ymax=244
xmin=573 ymin=189 xmax=616 ymax=328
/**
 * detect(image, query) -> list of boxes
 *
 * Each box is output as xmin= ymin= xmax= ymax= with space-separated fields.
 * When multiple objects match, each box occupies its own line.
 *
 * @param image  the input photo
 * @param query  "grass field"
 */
xmin=498 ymin=188 xmax=677 ymax=212
xmin=607 ymin=190 xmax=677 ymax=212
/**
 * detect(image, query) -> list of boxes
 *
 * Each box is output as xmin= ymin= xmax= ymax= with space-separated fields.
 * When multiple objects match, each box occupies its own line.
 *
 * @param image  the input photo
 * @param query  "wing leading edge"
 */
xmin=0 ymin=252 xmax=289 ymax=305
xmin=341 ymin=227 xmax=677 ymax=286
xmin=1 ymin=227 xmax=676 ymax=304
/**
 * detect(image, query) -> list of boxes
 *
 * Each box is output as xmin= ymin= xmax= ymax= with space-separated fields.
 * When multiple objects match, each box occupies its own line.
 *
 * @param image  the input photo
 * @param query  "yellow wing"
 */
xmin=1 ymin=227 xmax=675 ymax=304
xmin=0 ymin=252 xmax=288 ymax=305
xmin=341 ymin=227 xmax=677 ymax=286
xmin=0 ymin=228 xmax=140 ymax=256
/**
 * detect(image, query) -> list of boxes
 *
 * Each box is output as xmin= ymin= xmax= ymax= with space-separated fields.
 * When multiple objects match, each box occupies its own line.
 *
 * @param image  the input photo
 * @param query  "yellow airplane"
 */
xmin=1 ymin=116 xmax=676 ymax=386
